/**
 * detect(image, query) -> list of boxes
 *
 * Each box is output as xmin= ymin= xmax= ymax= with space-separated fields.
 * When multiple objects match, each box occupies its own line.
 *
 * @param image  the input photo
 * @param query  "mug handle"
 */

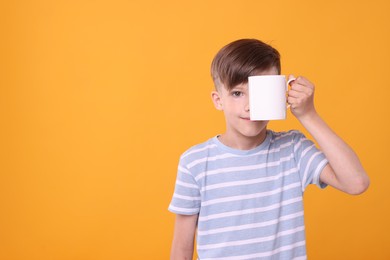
xmin=286 ymin=77 xmax=296 ymax=109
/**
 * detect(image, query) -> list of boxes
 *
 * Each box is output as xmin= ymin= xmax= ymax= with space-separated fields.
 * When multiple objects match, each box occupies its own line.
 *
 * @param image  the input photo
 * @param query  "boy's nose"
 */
xmin=245 ymin=102 xmax=250 ymax=112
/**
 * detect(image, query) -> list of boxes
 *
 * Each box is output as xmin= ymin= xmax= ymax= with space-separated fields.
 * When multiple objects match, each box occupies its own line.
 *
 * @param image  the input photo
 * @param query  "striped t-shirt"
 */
xmin=169 ymin=130 xmax=328 ymax=260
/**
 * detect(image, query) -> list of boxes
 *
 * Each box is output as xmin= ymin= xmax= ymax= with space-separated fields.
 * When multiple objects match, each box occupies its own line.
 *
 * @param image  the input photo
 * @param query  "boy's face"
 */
xmin=211 ymin=67 xmax=279 ymax=145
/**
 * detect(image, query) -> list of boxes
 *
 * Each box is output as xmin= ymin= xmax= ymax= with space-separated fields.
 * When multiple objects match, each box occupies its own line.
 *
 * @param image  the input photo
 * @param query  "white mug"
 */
xmin=248 ymin=75 xmax=294 ymax=120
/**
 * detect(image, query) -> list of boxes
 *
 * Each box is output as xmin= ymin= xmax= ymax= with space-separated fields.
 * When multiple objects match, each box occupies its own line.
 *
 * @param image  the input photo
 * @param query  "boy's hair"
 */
xmin=211 ymin=39 xmax=281 ymax=90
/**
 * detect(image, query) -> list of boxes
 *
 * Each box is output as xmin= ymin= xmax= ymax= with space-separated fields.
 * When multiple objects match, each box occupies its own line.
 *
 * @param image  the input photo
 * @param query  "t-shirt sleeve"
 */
xmin=168 ymin=161 xmax=201 ymax=215
xmin=293 ymin=131 xmax=329 ymax=191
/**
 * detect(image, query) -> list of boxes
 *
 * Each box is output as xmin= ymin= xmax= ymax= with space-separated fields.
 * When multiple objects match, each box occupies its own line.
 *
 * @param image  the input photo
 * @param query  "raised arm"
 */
xmin=287 ymin=76 xmax=370 ymax=195
xmin=170 ymin=214 xmax=198 ymax=260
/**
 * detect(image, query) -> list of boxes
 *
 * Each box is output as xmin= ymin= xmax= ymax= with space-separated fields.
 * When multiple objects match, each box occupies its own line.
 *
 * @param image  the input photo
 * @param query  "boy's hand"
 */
xmin=287 ymin=75 xmax=316 ymax=120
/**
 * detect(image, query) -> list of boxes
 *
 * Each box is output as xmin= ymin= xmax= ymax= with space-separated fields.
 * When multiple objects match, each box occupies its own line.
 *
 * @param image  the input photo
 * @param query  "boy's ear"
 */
xmin=211 ymin=91 xmax=223 ymax=111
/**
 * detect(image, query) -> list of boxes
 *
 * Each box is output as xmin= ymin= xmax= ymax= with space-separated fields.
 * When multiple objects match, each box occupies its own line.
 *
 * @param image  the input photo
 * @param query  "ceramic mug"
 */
xmin=248 ymin=75 xmax=295 ymax=120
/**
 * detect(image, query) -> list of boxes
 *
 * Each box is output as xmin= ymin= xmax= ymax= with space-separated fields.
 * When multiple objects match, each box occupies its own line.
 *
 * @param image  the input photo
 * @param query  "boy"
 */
xmin=168 ymin=39 xmax=369 ymax=260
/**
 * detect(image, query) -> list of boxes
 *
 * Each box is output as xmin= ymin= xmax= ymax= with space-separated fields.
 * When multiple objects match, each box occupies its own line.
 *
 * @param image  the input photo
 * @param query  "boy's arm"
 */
xmin=170 ymin=214 xmax=198 ymax=260
xmin=288 ymin=76 xmax=370 ymax=195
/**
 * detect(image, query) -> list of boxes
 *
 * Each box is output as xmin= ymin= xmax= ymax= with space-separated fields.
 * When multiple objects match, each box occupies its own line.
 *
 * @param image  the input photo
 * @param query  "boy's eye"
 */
xmin=232 ymin=91 xmax=243 ymax=97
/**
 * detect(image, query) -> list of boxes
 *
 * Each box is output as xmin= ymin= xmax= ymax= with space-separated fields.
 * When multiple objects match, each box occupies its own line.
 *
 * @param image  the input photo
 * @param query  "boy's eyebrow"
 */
xmin=230 ymin=85 xmax=246 ymax=91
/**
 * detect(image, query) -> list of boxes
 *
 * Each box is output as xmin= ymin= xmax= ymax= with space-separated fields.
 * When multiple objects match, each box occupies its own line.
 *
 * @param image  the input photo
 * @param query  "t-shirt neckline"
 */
xmin=212 ymin=130 xmax=272 ymax=156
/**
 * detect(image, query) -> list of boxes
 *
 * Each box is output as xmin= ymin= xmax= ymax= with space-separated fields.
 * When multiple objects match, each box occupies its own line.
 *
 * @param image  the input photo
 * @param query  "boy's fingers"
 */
xmin=290 ymin=84 xmax=314 ymax=96
xmin=288 ymin=87 xmax=312 ymax=98
xmin=295 ymin=76 xmax=314 ymax=89
xmin=287 ymin=89 xmax=302 ymax=98
xmin=290 ymin=83 xmax=314 ymax=96
xmin=287 ymin=97 xmax=298 ymax=109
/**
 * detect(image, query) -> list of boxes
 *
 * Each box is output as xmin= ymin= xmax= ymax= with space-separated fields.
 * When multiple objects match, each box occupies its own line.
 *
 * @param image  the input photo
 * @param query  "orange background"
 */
xmin=1 ymin=1 xmax=389 ymax=259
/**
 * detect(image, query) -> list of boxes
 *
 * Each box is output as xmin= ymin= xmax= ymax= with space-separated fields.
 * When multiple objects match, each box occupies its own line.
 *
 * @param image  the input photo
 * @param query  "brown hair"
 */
xmin=211 ymin=39 xmax=281 ymax=90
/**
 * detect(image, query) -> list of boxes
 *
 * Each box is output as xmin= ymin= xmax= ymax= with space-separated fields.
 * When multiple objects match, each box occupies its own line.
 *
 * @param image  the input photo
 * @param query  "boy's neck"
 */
xmin=218 ymin=129 xmax=267 ymax=150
